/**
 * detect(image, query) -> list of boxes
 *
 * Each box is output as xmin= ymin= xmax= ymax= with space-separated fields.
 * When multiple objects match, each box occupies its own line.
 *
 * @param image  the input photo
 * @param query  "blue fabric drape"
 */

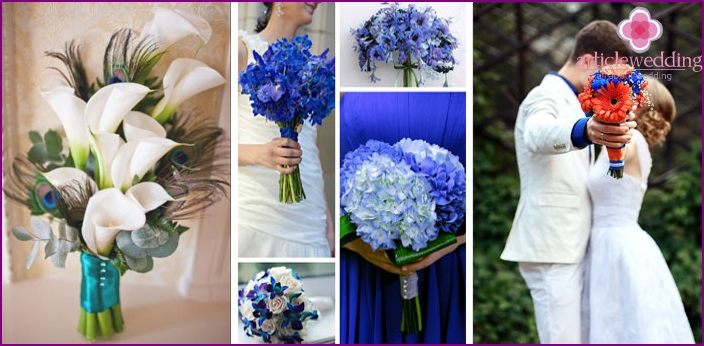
xmin=340 ymin=92 xmax=467 ymax=343
xmin=80 ymin=251 xmax=120 ymax=313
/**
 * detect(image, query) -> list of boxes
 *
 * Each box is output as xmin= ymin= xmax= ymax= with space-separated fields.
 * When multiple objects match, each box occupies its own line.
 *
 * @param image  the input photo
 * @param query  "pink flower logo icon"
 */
xmin=618 ymin=7 xmax=662 ymax=53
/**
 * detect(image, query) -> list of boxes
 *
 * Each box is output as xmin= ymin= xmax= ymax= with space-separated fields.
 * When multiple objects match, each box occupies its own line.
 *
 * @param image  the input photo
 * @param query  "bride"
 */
xmin=237 ymin=2 xmax=333 ymax=258
xmin=582 ymin=78 xmax=695 ymax=343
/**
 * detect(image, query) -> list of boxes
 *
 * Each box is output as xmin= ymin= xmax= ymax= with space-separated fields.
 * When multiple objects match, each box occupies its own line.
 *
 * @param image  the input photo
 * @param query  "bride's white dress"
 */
xmin=583 ymin=129 xmax=694 ymax=343
xmin=237 ymin=31 xmax=329 ymax=257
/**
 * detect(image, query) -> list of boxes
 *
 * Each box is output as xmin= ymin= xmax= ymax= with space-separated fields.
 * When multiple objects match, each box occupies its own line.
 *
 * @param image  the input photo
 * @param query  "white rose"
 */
xmin=260 ymin=319 xmax=277 ymax=334
xmin=279 ymin=274 xmax=302 ymax=294
xmin=239 ymin=301 xmax=255 ymax=321
xmin=291 ymin=294 xmax=311 ymax=310
xmin=268 ymin=266 xmax=289 ymax=280
xmin=269 ymin=295 xmax=288 ymax=314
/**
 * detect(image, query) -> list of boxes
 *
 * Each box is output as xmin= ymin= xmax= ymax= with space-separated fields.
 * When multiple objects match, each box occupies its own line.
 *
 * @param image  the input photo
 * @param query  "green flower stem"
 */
xmin=78 ymin=305 xmax=124 ymax=342
xmin=279 ymin=165 xmax=306 ymax=203
xmin=401 ymin=296 xmax=422 ymax=334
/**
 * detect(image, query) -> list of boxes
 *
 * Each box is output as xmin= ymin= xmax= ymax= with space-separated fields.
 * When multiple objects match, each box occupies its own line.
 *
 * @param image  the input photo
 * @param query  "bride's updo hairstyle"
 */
xmin=636 ymin=78 xmax=676 ymax=147
xmin=255 ymin=3 xmax=274 ymax=33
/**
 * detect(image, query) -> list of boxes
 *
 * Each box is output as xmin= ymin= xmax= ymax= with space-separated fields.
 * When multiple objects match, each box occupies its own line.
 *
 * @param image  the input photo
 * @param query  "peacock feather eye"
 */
xmin=171 ymin=148 xmax=192 ymax=166
xmin=33 ymin=180 xmax=61 ymax=217
xmin=109 ymin=68 xmax=128 ymax=84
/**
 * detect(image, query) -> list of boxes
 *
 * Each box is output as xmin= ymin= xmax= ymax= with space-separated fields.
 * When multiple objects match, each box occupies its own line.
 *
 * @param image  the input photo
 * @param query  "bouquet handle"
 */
xmin=78 ymin=251 xmax=124 ymax=341
xmin=388 ymin=233 xmax=457 ymax=267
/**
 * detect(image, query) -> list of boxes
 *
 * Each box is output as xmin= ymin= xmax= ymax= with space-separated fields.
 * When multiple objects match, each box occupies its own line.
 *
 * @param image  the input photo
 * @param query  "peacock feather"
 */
xmin=103 ymin=28 xmax=164 ymax=86
xmin=45 ymin=41 xmax=94 ymax=101
xmin=154 ymin=113 xmax=230 ymax=220
xmin=3 ymin=156 xmax=56 ymax=217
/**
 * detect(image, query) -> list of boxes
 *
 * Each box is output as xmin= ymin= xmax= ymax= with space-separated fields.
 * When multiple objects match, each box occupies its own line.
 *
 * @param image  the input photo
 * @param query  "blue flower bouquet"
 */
xmin=239 ymin=35 xmax=335 ymax=203
xmin=340 ymin=138 xmax=466 ymax=334
xmin=238 ymin=267 xmax=320 ymax=343
xmin=351 ymin=3 xmax=459 ymax=87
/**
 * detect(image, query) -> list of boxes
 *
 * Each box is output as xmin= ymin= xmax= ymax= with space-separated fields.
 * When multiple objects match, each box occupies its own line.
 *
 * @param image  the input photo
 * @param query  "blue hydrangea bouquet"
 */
xmin=351 ymin=3 xmax=459 ymax=87
xmin=238 ymin=266 xmax=320 ymax=343
xmin=340 ymin=138 xmax=466 ymax=334
xmin=239 ymin=35 xmax=335 ymax=203
xmin=3 ymin=8 xmax=229 ymax=342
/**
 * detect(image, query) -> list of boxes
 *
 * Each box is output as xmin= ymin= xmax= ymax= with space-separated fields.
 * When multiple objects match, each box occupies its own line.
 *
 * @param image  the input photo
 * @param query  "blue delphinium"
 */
xmin=351 ymin=3 xmax=458 ymax=86
xmin=239 ymin=35 xmax=335 ymax=203
xmin=395 ymin=139 xmax=466 ymax=235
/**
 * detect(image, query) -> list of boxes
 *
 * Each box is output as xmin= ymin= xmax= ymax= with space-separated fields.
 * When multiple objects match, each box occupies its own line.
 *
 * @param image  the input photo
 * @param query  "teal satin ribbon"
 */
xmin=80 ymin=252 xmax=120 ymax=313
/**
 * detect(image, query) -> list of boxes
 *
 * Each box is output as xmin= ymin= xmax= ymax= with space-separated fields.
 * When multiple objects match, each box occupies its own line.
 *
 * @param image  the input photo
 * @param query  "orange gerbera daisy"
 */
xmin=592 ymin=81 xmax=633 ymax=124
xmin=578 ymin=76 xmax=595 ymax=113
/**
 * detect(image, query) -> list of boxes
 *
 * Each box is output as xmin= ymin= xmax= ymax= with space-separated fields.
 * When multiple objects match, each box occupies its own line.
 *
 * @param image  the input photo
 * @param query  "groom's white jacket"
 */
xmin=501 ymin=73 xmax=594 ymax=264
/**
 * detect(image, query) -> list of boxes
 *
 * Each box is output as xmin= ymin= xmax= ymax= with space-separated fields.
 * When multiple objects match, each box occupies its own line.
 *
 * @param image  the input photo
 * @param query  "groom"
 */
xmin=501 ymin=20 xmax=634 ymax=343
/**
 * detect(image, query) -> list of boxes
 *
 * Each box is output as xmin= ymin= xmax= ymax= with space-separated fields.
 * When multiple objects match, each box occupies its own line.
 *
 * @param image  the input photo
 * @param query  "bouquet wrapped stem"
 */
xmin=78 ymin=252 xmax=124 ymax=342
xmin=279 ymin=125 xmax=306 ymax=203
xmin=400 ymin=273 xmax=422 ymax=334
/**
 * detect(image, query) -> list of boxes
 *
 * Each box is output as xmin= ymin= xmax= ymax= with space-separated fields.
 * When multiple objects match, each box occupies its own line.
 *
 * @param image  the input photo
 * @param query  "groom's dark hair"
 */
xmin=569 ymin=20 xmax=631 ymax=63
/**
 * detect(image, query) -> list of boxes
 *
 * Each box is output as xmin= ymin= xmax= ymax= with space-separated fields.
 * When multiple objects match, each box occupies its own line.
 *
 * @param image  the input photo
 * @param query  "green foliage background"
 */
xmin=473 ymin=3 xmax=702 ymax=343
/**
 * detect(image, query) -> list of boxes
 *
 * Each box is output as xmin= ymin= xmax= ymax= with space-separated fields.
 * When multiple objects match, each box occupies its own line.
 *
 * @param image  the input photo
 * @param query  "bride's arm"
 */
xmin=343 ymin=234 xmax=466 ymax=275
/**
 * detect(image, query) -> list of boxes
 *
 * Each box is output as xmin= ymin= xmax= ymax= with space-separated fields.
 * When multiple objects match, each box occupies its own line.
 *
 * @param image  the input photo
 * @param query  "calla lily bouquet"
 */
xmin=3 ymin=8 xmax=229 ymax=342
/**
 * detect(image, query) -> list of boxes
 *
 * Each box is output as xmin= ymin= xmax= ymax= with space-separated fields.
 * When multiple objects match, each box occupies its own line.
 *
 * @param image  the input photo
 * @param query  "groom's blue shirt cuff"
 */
xmin=571 ymin=117 xmax=592 ymax=148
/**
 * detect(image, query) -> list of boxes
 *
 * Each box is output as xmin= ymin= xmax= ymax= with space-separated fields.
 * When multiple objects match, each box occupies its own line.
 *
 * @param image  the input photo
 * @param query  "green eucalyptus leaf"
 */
xmin=51 ymin=241 xmax=70 ymax=268
xmin=28 ymin=144 xmax=48 ymax=164
xmin=12 ymin=226 xmax=35 ymax=241
xmin=45 ymin=131 xmax=63 ymax=160
xmin=44 ymin=231 xmax=59 ymax=259
xmin=26 ymin=241 xmax=40 ymax=269
xmin=125 ymin=255 xmax=153 ymax=273
xmin=30 ymin=216 xmax=53 ymax=239
xmin=115 ymin=231 xmax=147 ymax=258
xmin=29 ymin=131 xmax=43 ymax=144
xmin=147 ymin=232 xmax=179 ymax=258
xmin=131 ymin=226 xmax=169 ymax=249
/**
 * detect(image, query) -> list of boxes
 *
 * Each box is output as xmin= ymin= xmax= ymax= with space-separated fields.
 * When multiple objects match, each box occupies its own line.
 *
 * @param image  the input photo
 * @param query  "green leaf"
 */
xmin=26 ymin=241 xmax=40 ymax=269
xmin=148 ymin=233 xmax=179 ymax=258
xmin=124 ymin=255 xmax=153 ymax=273
xmin=30 ymin=216 xmax=53 ymax=239
xmin=44 ymin=130 xmax=63 ymax=159
xmin=27 ymin=144 xmax=48 ymax=164
xmin=11 ymin=226 xmax=35 ymax=241
xmin=29 ymin=131 xmax=42 ymax=144
xmin=51 ymin=241 xmax=70 ymax=268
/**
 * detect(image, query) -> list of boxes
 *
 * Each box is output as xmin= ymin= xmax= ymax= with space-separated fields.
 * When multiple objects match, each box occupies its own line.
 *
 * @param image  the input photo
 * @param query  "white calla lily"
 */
xmin=125 ymin=182 xmax=173 ymax=213
xmin=152 ymin=58 xmax=225 ymax=123
xmin=43 ymin=167 xmax=97 ymax=192
xmin=41 ymin=86 xmax=90 ymax=170
xmin=111 ymin=137 xmax=180 ymax=191
xmin=86 ymin=83 xmax=150 ymax=134
xmin=90 ymin=133 xmax=125 ymax=189
xmin=141 ymin=8 xmax=212 ymax=51
xmin=82 ymin=188 xmax=146 ymax=257
xmin=123 ymin=111 xmax=166 ymax=142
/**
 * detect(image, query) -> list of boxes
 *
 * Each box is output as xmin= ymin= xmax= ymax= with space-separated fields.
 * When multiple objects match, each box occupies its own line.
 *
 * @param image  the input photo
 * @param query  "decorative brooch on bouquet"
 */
xmin=238 ymin=267 xmax=320 ymax=344
xmin=340 ymin=138 xmax=466 ymax=334
xmin=3 ymin=8 xmax=229 ymax=342
xmin=578 ymin=64 xmax=650 ymax=178
xmin=239 ymin=35 xmax=335 ymax=204
xmin=352 ymin=3 xmax=459 ymax=87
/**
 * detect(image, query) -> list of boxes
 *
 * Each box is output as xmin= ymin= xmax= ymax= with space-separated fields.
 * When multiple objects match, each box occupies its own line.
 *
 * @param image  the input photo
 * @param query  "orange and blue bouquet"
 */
xmin=3 ymin=8 xmax=229 ymax=342
xmin=239 ymin=35 xmax=335 ymax=204
xmin=238 ymin=266 xmax=319 ymax=344
xmin=339 ymin=138 xmax=466 ymax=334
xmin=578 ymin=64 xmax=650 ymax=178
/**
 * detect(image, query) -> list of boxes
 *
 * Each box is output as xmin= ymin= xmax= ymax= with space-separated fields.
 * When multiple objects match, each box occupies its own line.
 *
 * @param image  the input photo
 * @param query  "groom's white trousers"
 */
xmin=519 ymin=261 xmax=584 ymax=344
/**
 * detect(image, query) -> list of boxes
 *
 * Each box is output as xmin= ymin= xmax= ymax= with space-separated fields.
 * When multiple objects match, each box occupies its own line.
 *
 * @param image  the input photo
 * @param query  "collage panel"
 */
xmin=236 ymin=2 xmax=336 ymax=259
xmin=339 ymin=2 xmax=468 ymax=88
xmin=2 ymin=2 xmax=231 ymax=344
xmin=473 ymin=2 xmax=701 ymax=344
xmin=338 ymin=92 xmax=467 ymax=343
xmin=237 ymin=262 xmax=336 ymax=344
